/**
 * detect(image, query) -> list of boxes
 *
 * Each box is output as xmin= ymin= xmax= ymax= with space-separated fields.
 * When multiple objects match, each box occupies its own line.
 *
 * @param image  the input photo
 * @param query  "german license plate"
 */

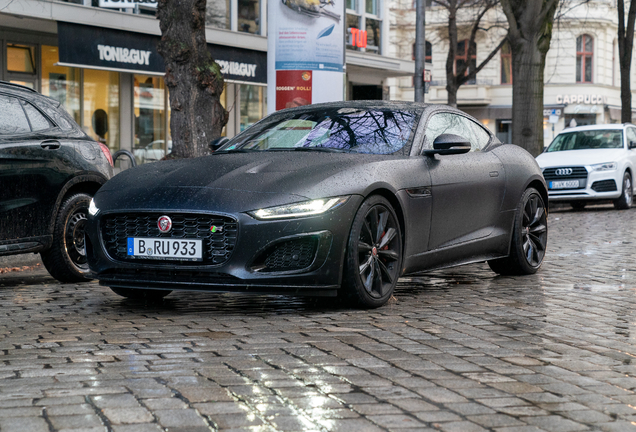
xmin=549 ymin=180 xmax=579 ymax=189
xmin=127 ymin=237 xmax=203 ymax=261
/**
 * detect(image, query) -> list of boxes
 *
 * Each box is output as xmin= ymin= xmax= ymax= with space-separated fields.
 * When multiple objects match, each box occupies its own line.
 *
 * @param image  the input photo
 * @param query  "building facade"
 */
xmin=0 ymin=0 xmax=413 ymax=166
xmin=389 ymin=0 xmax=635 ymax=145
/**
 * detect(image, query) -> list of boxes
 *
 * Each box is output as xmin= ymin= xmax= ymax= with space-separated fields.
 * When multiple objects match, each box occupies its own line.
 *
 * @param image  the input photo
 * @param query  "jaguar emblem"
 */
xmin=157 ymin=215 xmax=172 ymax=233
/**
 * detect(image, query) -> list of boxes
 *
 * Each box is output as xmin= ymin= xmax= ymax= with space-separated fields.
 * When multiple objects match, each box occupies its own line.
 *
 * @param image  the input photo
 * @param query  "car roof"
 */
xmin=560 ymin=123 xmax=634 ymax=133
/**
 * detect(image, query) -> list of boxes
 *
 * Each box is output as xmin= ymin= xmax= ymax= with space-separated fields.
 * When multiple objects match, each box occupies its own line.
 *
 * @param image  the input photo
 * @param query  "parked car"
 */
xmin=85 ymin=101 xmax=547 ymax=308
xmin=133 ymin=139 xmax=172 ymax=164
xmin=536 ymin=124 xmax=636 ymax=210
xmin=0 ymin=81 xmax=113 ymax=282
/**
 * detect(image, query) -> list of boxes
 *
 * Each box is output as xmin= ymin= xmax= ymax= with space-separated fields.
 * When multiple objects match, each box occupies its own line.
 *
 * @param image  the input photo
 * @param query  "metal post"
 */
xmin=414 ymin=0 xmax=425 ymax=102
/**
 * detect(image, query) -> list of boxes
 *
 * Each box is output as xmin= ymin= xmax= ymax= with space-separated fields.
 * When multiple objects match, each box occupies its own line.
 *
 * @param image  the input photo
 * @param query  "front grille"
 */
xmin=252 ymin=237 xmax=318 ymax=273
xmin=543 ymin=166 xmax=588 ymax=181
xmin=591 ymin=179 xmax=618 ymax=192
xmin=101 ymin=213 xmax=238 ymax=265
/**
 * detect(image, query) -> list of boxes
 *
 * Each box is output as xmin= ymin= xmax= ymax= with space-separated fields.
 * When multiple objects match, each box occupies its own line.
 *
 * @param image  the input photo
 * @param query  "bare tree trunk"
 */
xmin=617 ymin=0 xmax=636 ymax=124
xmin=157 ymin=0 xmax=228 ymax=159
xmin=500 ymin=0 xmax=557 ymax=157
xmin=510 ymin=36 xmax=545 ymax=156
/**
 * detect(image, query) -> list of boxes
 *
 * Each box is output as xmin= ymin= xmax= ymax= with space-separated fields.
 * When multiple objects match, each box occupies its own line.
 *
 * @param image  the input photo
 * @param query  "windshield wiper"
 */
xmin=289 ymin=147 xmax=348 ymax=153
xmin=214 ymin=148 xmax=260 ymax=154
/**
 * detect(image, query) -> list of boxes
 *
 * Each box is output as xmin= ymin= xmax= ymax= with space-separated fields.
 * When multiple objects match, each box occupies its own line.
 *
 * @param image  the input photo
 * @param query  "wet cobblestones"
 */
xmin=2 ymin=204 xmax=636 ymax=431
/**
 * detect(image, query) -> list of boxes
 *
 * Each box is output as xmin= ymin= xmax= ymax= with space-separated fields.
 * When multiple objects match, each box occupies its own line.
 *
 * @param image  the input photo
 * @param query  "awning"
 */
xmin=57 ymin=22 xmax=267 ymax=84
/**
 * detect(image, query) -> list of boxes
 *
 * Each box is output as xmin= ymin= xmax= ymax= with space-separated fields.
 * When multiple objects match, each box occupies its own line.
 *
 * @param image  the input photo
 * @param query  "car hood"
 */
xmin=536 ymin=148 xmax=626 ymax=168
xmin=95 ymin=151 xmax=400 ymax=213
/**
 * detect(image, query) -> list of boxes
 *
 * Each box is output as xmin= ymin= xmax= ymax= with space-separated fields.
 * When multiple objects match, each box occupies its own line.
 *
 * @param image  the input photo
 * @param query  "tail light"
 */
xmin=98 ymin=142 xmax=113 ymax=166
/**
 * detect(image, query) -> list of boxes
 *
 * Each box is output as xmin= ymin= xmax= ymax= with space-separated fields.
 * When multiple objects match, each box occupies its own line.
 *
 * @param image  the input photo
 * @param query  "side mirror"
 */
xmin=630 ymin=140 xmax=636 ymax=149
xmin=423 ymin=133 xmax=472 ymax=155
xmin=209 ymin=137 xmax=229 ymax=152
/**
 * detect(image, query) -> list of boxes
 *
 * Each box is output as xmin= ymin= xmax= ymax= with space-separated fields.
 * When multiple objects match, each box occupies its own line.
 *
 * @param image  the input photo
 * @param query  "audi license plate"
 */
xmin=127 ymin=238 xmax=203 ymax=261
xmin=549 ymin=180 xmax=579 ymax=189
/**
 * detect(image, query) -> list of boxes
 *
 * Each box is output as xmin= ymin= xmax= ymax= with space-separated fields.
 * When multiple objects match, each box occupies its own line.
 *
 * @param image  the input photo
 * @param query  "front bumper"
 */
xmin=85 ymin=196 xmax=362 ymax=296
xmin=544 ymin=167 xmax=622 ymax=201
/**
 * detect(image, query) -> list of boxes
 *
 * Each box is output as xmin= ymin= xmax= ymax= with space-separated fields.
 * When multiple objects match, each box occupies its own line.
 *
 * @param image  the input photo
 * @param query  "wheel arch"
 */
xmin=527 ymin=179 xmax=548 ymax=208
xmin=364 ymin=187 xmax=406 ymax=255
xmin=48 ymin=173 xmax=109 ymax=235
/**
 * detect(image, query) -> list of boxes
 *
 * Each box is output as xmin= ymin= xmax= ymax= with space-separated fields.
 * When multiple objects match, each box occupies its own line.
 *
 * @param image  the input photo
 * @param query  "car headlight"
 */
xmin=591 ymin=162 xmax=617 ymax=172
xmin=248 ymin=197 xmax=349 ymax=220
xmin=88 ymin=198 xmax=99 ymax=216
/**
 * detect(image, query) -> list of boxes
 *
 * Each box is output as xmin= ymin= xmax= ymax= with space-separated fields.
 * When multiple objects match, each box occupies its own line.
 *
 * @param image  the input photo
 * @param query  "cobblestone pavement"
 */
xmin=2 ymin=204 xmax=636 ymax=432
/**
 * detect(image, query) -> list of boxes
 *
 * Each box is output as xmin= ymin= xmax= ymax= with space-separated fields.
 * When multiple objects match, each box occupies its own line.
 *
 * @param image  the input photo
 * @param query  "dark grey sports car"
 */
xmin=85 ymin=101 xmax=548 ymax=308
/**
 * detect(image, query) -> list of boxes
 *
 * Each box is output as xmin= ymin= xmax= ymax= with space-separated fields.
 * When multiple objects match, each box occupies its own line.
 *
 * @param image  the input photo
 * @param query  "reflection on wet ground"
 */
xmin=2 ymin=205 xmax=636 ymax=430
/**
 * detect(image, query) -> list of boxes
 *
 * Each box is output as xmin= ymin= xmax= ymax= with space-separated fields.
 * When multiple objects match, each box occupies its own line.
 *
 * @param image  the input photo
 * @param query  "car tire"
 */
xmin=488 ymin=187 xmax=548 ymax=276
xmin=40 ymin=193 xmax=93 ymax=283
xmin=570 ymin=201 xmax=586 ymax=210
xmin=341 ymin=195 xmax=402 ymax=308
xmin=613 ymin=172 xmax=633 ymax=210
xmin=110 ymin=287 xmax=172 ymax=301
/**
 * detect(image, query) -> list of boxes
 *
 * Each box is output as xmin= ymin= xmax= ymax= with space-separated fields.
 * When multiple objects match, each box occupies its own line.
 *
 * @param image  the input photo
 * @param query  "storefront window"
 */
xmin=206 ymin=0 xmax=231 ymax=29
xmin=347 ymin=14 xmax=361 ymax=48
xmin=83 ymin=69 xmax=120 ymax=152
xmin=41 ymin=46 xmax=81 ymax=124
xmin=238 ymin=0 xmax=260 ymax=34
xmin=240 ymin=84 xmax=266 ymax=132
xmin=134 ymin=75 xmax=168 ymax=164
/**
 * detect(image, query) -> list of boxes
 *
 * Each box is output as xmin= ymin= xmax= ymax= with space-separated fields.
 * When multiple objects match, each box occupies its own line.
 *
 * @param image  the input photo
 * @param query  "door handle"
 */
xmin=41 ymin=140 xmax=61 ymax=150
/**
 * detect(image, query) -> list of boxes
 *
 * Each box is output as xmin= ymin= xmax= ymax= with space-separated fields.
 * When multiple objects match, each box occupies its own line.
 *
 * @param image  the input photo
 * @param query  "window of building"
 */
xmin=501 ymin=41 xmax=512 ymax=84
xmin=238 ymin=0 xmax=260 ymax=34
xmin=411 ymin=41 xmax=432 ymax=62
xmin=134 ymin=75 xmax=168 ymax=164
xmin=576 ymin=34 xmax=593 ymax=83
xmin=84 ymin=69 xmax=120 ymax=152
xmin=41 ymin=45 xmax=81 ymax=125
xmin=206 ymin=0 xmax=231 ymax=30
xmin=455 ymin=39 xmax=476 ymax=84
xmin=346 ymin=0 xmax=382 ymax=54
xmin=7 ymin=44 xmax=35 ymax=73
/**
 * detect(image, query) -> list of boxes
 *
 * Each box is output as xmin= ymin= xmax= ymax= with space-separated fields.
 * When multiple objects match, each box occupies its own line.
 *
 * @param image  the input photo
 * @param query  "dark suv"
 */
xmin=0 ymin=81 xmax=113 ymax=282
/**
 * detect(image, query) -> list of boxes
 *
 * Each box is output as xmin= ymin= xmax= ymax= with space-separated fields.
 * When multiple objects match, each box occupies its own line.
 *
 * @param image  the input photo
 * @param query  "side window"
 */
xmin=21 ymin=100 xmax=54 ymax=132
xmin=424 ymin=112 xmax=490 ymax=152
xmin=626 ymin=128 xmax=636 ymax=147
xmin=0 ymin=96 xmax=30 ymax=135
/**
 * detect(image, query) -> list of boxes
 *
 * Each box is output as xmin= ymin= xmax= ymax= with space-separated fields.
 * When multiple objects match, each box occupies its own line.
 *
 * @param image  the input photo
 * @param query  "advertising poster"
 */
xmin=268 ymin=0 xmax=345 ymax=112
xmin=275 ymin=70 xmax=313 ymax=110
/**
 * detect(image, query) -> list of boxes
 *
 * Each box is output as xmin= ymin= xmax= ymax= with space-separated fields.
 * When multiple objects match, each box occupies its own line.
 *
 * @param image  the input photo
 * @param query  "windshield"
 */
xmin=223 ymin=108 xmax=419 ymax=155
xmin=546 ymin=130 xmax=624 ymax=152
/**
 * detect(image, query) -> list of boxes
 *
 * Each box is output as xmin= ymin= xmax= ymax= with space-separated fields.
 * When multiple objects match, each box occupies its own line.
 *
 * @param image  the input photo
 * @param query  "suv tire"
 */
xmin=41 ymin=193 xmax=92 ymax=283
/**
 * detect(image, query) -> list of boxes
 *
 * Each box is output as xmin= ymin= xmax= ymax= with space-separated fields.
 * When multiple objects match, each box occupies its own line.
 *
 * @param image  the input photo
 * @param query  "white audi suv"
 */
xmin=536 ymin=124 xmax=636 ymax=210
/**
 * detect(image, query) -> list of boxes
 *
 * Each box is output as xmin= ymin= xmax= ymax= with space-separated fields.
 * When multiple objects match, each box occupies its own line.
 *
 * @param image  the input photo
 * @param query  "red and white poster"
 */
xmin=275 ymin=70 xmax=312 ymax=111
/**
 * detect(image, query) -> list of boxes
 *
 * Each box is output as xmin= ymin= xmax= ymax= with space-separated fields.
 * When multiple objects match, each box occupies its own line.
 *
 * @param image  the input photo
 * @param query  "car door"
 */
xmin=0 ymin=94 xmax=73 ymax=242
xmin=423 ymin=112 xmax=506 ymax=251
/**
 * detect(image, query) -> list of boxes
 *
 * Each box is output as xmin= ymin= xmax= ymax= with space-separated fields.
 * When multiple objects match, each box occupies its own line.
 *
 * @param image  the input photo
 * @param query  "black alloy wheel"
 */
xmin=41 ymin=193 xmax=93 ymax=283
xmin=488 ymin=187 xmax=547 ymax=275
xmin=614 ymin=172 xmax=633 ymax=210
xmin=342 ymin=195 xmax=402 ymax=308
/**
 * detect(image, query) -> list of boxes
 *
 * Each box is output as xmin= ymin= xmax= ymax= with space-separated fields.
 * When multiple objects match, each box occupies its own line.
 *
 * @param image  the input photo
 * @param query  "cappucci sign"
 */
xmin=556 ymin=94 xmax=608 ymax=105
